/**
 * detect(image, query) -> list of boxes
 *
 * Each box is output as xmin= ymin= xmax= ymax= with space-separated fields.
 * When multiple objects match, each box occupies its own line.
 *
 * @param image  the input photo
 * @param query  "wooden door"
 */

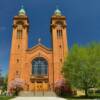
xmin=35 ymin=82 xmax=43 ymax=91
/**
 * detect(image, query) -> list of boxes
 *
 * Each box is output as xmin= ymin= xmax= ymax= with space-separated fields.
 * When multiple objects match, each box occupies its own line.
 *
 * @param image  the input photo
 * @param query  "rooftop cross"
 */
xmin=21 ymin=5 xmax=24 ymax=9
xmin=38 ymin=38 xmax=42 ymax=44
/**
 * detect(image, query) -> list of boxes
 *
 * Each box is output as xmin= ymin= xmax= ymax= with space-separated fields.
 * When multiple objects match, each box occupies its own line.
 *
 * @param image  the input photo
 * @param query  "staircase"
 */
xmin=19 ymin=91 xmax=57 ymax=97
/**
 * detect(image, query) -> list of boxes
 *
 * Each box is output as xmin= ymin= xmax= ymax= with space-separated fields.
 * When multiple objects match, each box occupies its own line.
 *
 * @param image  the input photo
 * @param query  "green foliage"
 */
xmin=63 ymin=43 xmax=100 ymax=97
xmin=2 ymin=75 xmax=8 ymax=92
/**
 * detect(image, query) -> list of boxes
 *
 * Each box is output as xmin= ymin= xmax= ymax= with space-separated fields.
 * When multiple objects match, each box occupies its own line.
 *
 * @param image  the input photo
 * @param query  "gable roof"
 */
xmin=26 ymin=44 xmax=52 ymax=53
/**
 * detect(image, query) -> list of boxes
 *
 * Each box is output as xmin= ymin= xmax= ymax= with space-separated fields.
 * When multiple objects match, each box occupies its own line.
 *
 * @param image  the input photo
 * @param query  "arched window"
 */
xmin=32 ymin=57 xmax=48 ymax=76
xmin=57 ymin=29 xmax=62 ymax=38
xmin=17 ymin=24 xmax=23 ymax=39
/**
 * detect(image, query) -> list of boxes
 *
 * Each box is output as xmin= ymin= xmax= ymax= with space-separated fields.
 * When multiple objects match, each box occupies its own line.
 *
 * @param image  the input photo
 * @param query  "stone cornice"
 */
xmin=51 ymin=15 xmax=66 ymax=20
xmin=14 ymin=15 xmax=28 ymax=20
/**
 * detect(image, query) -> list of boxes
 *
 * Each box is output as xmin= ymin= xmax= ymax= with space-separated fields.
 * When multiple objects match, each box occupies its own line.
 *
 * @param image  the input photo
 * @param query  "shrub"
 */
xmin=54 ymin=79 xmax=72 ymax=97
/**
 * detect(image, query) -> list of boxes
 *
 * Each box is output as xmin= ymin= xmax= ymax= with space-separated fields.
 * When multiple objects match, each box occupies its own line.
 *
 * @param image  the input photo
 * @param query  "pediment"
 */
xmin=26 ymin=44 xmax=52 ymax=54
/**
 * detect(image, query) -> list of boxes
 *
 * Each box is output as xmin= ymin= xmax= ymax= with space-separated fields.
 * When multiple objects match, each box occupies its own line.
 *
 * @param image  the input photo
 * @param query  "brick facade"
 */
xmin=8 ymin=9 xmax=68 ymax=92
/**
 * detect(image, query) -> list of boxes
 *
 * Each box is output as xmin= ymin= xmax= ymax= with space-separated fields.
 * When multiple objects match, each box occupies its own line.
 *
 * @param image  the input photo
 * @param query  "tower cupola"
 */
xmin=19 ymin=5 xmax=26 ymax=16
xmin=54 ymin=8 xmax=62 ymax=16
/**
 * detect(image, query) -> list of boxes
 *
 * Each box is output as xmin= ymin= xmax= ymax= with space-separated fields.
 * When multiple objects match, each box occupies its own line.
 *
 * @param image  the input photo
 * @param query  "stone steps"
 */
xmin=19 ymin=91 xmax=57 ymax=97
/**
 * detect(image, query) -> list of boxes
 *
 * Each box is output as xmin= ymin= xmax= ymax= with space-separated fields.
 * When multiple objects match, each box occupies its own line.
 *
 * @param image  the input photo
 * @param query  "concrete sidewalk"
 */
xmin=10 ymin=97 xmax=66 ymax=100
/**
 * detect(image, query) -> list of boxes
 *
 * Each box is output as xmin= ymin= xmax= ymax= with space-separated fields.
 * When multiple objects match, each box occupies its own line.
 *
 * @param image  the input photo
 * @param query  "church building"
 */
xmin=8 ymin=6 xmax=68 ymax=92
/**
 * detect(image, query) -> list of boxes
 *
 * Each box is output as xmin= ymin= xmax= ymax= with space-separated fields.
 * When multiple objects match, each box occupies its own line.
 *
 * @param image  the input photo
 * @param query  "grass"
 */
xmin=0 ymin=96 xmax=14 ymax=100
xmin=60 ymin=93 xmax=100 ymax=100
xmin=64 ymin=95 xmax=100 ymax=100
xmin=67 ymin=96 xmax=100 ymax=99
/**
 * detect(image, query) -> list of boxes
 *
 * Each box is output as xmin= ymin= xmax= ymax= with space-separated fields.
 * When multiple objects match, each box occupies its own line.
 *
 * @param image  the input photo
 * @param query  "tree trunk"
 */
xmin=84 ymin=88 xmax=88 ymax=97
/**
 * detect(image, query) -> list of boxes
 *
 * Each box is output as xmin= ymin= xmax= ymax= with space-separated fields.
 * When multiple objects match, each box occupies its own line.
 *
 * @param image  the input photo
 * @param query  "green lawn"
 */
xmin=61 ymin=93 xmax=100 ymax=100
xmin=67 ymin=96 xmax=100 ymax=99
xmin=65 ymin=95 xmax=100 ymax=100
xmin=0 ymin=96 xmax=14 ymax=100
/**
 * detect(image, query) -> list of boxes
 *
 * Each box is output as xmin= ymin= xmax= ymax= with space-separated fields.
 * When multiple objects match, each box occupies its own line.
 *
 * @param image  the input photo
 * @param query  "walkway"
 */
xmin=10 ymin=97 xmax=66 ymax=100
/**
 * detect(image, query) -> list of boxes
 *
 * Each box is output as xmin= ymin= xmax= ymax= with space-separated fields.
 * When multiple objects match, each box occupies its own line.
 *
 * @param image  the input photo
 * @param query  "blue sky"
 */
xmin=0 ymin=0 xmax=100 ymax=76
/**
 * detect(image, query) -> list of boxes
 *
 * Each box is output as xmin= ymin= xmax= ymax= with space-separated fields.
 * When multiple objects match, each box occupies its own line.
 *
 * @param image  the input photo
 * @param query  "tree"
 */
xmin=54 ymin=79 xmax=72 ymax=96
xmin=9 ymin=78 xmax=24 ymax=96
xmin=2 ymin=75 xmax=8 ymax=92
xmin=63 ymin=43 xmax=100 ymax=97
xmin=0 ymin=65 xmax=2 ymax=77
xmin=0 ymin=65 xmax=3 ymax=87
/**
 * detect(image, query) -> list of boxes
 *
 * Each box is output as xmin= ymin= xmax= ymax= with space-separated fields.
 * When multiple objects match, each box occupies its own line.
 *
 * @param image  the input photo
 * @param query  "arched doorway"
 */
xmin=31 ymin=57 xmax=48 ymax=92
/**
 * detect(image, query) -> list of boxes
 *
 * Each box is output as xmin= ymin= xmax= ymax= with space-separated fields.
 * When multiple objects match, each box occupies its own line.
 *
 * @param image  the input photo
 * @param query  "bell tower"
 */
xmin=50 ymin=8 xmax=68 ymax=83
xmin=8 ymin=6 xmax=29 ymax=90
xmin=11 ymin=6 xmax=29 ymax=54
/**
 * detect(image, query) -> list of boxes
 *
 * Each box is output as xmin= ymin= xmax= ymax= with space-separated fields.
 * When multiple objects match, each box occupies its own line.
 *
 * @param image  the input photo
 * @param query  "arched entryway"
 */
xmin=30 ymin=57 xmax=49 ymax=92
